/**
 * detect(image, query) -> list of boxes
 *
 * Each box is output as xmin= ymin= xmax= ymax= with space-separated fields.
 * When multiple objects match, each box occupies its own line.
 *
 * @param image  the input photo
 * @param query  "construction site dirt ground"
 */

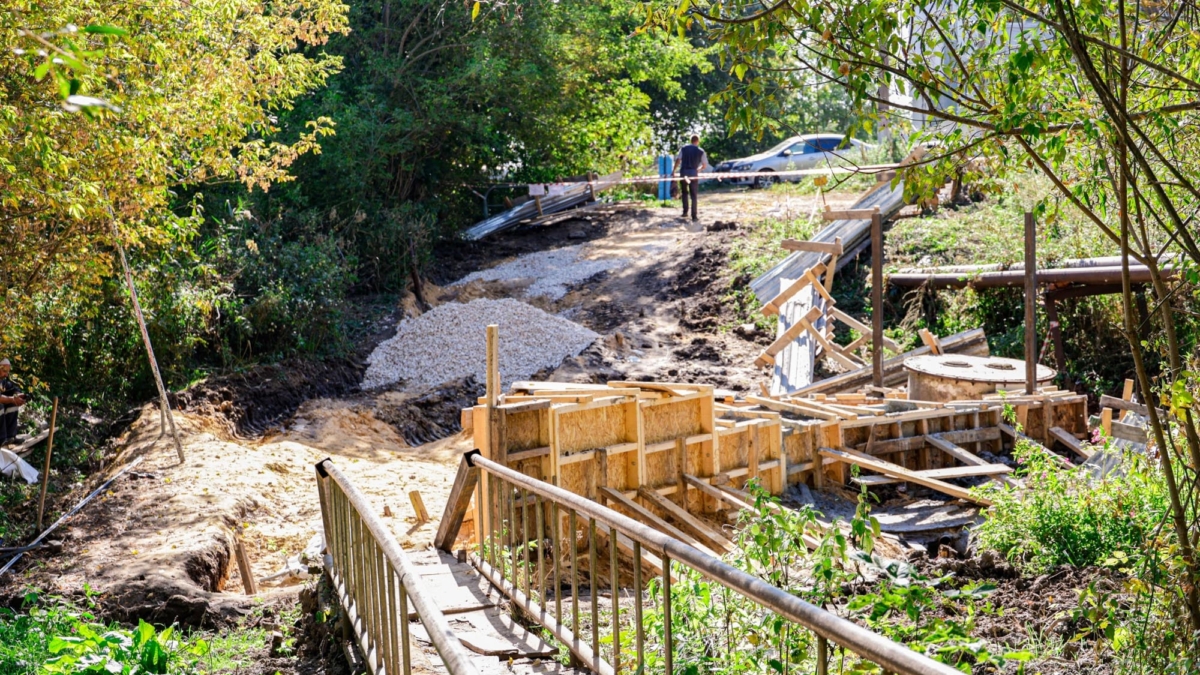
xmin=0 ymin=187 xmax=1112 ymax=674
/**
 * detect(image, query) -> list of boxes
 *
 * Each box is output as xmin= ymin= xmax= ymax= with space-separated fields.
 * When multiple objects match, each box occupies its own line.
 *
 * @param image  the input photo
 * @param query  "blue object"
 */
xmin=657 ymin=155 xmax=674 ymax=200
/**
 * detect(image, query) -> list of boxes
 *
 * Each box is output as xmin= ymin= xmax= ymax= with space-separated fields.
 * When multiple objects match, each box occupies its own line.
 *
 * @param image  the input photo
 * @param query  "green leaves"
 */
xmin=83 ymin=24 xmax=128 ymax=35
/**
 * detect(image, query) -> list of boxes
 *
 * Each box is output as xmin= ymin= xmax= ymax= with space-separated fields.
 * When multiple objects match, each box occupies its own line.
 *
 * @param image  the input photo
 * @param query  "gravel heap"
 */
xmin=451 ymin=245 xmax=627 ymax=300
xmin=362 ymin=298 xmax=600 ymax=390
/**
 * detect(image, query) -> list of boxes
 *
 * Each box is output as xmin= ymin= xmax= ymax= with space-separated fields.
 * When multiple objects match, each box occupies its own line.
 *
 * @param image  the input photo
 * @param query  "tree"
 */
xmin=658 ymin=0 xmax=1200 ymax=650
xmin=0 ymin=0 xmax=348 ymax=398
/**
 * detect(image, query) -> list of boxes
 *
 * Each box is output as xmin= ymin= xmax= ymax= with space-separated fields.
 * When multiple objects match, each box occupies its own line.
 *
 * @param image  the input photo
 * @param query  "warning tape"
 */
xmin=474 ymin=163 xmax=903 ymax=192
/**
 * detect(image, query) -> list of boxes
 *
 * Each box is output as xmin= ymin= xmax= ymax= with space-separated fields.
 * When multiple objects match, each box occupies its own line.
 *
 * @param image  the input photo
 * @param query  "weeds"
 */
xmin=974 ymin=440 xmax=1169 ymax=573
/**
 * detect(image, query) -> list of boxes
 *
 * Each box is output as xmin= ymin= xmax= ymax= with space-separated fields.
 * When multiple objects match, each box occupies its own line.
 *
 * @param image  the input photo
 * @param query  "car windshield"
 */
xmin=763 ymin=138 xmax=798 ymax=155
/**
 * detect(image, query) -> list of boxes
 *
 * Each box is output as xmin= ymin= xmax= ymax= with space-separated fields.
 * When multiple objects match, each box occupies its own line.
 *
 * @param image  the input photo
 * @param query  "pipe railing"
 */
xmin=467 ymin=451 xmax=963 ymax=675
xmin=315 ymin=459 xmax=481 ymax=675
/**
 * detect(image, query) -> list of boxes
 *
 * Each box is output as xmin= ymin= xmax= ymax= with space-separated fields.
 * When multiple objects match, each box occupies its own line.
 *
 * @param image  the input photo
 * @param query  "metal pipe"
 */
xmin=633 ymin=541 xmax=643 ymax=672
xmin=888 ymin=264 xmax=1175 ymax=289
xmin=315 ymin=460 xmax=481 ymax=675
xmin=662 ymin=553 xmax=672 ymax=675
xmin=589 ymin=518 xmax=599 ymax=660
xmin=610 ymin=526 xmax=620 ymax=673
xmin=469 ymin=455 xmax=962 ymax=675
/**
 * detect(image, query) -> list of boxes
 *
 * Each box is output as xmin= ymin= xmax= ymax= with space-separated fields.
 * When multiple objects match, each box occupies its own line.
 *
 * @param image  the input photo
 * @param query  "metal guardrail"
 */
xmin=315 ymin=459 xmax=481 ymax=675
xmin=465 ymin=451 xmax=962 ymax=675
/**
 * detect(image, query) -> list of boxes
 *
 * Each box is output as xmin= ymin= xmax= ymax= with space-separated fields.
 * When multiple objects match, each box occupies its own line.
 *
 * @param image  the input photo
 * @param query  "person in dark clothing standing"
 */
xmin=0 ymin=359 xmax=27 ymax=446
xmin=675 ymin=135 xmax=709 ymax=221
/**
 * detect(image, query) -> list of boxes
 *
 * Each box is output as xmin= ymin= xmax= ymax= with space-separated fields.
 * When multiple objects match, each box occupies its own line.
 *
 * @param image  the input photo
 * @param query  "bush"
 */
xmin=0 ymin=590 xmax=211 ymax=675
xmin=974 ymin=439 xmax=1170 ymax=573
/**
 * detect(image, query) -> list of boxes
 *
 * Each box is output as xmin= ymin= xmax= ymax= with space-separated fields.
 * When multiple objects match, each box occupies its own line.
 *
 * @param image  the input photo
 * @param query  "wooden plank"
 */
xmin=599 ymin=486 xmax=714 ymax=555
xmin=759 ymin=266 xmax=827 ymax=317
xmin=507 ymin=445 xmax=551 ymax=462
xmin=781 ymin=239 xmax=845 ymax=255
xmin=637 ymin=487 xmax=734 ymax=553
xmin=821 ymin=206 xmax=880 ymax=221
xmin=1049 ymin=426 xmax=1093 ymax=460
xmin=1100 ymin=407 xmax=1113 ymax=436
xmin=918 ymin=328 xmax=943 ymax=355
xmin=1111 ymin=420 xmax=1148 ymax=444
xmin=1099 ymin=394 xmax=1162 ymax=418
xmin=1122 ymin=379 xmax=1135 ymax=401
xmin=435 ymin=455 xmax=480 ymax=551
xmin=829 ymin=308 xmax=901 ymax=352
xmin=747 ymin=395 xmax=840 ymax=421
xmin=818 ymin=447 xmax=992 ymax=505
xmin=853 ymin=463 xmax=1011 ymax=486
xmin=802 ymin=322 xmax=862 ymax=370
xmin=498 ymin=400 xmax=554 ymax=414
xmin=234 ymin=535 xmax=257 ymax=595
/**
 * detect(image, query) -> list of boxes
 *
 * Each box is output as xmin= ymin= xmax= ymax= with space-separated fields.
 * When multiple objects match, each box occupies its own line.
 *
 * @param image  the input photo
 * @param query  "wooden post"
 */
xmin=35 ymin=397 xmax=58 ymax=532
xmin=870 ymin=209 xmax=884 ymax=388
xmin=1044 ymin=295 xmax=1067 ymax=374
xmin=108 ymin=215 xmax=184 ymax=464
xmin=409 ymin=490 xmax=430 ymax=524
xmin=673 ymin=437 xmax=687 ymax=509
xmin=1024 ymin=212 xmax=1037 ymax=394
xmin=234 ymin=534 xmax=257 ymax=595
xmin=435 ymin=454 xmax=480 ymax=551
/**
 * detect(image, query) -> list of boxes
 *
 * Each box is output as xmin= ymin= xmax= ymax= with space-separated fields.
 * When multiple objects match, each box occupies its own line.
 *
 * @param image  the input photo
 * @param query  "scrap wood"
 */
xmin=818 ymin=447 xmax=993 ymax=506
xmin=636 ymin=487 xmax=735 ymax=554
xmin=755 ymin=306 xmax=824 ymax=368
xmin=747 ymin=395 xmax=840 ymax=421
xmin=924 ymin=434 xmax=1019 ymax=488
xmin=1049 ymin=426 xmax=1093 ymax=460
xmin=828 ymin=308 xmax=901 ymax=352
xmin=853 ymin=463 xmax=1012 ymax=486
xmin=759 ymin=263 xmax=828 ymax=316
xmin=918 ymin=328 xmax=943 ymax=355
xmin=781 ymin=239 xmax=845 ymax=255
xmin=599 ymin=487 xmax=717 ymax=557
xmin=683 ymin=475 xmax=822 ymax=550
xmin=796 ymin=327 xmax=989 ymax=395
xmin=998 ymin=423 xmax=1073 ymax=468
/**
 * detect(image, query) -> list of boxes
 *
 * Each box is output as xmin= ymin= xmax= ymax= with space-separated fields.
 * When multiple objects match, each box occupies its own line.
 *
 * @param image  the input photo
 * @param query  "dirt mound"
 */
xmin=170 ymin=357 xmax=365 ymax=437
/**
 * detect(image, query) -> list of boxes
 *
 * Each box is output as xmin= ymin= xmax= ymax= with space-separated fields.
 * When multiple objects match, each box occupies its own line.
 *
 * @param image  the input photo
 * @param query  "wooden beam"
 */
xmin=871 ymin=212 xmax=884 ymax=388
xmin=759 ymin=264 xmax=827 ymax=316
xmin=781 ymin=240 xmax=844 ymax=255
xmin=918 ymin=328 xmax=943 ymax=355
xmin=599 ymin=487 xmax=715 ymax=555
xmin=821 ymin=205 xmax=881 ymax=221
xmin=746 ymin=395 xmax=840 ymax=421
xmin=434 ymin=454 xmax=480 ymax=551
xmin=853 ymin=463 xmax=1012 ymax=486
xmin=1049 ymin=426 xmax=1093 ymax=460
xmin=829 ymin=308 xmax=901 ymax=352
xmin=638 ymin=487 xmax=735 ymax=553
xmin=1098 ymin=394 xmax=1162 ymax=418
xmin=754 ymin=306 xmax=825 ymax=368
xmin=1024 ymin=212 xmax=1037 ymax=395
xmin=818 ymin=447 xmax=993 ymax=506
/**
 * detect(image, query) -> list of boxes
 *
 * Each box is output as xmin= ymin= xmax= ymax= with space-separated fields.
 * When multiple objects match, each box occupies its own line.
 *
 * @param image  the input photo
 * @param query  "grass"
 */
xmin=0 ymin=589 xmax=303 ymax=675
xmin=885 ymin=171 xmax=1117 ymax=270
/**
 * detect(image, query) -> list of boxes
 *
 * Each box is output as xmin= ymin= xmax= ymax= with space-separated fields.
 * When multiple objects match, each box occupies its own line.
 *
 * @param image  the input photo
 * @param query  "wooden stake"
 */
xmin=1024 ymin=212 xmax=1037 ymax=394
xmin=1122 ymin=379 xmax=1135 ymax=401
xmin=1101 ymin=407 xmax=1113 ymax=436
xmin=234 ymin=534 xmax=258 ymax=595
xmin=35 ymin=397 xmax=58 ymax=532
xmin=109 ymin=215 xmax=184 ymax=464
xmin=871 ymin=211 xmax=884 ymax=388
xmin=409 ymin=490 xmax=430 ymax=524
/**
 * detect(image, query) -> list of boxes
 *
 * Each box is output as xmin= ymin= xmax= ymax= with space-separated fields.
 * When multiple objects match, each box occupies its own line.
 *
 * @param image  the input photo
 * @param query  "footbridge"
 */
xmin=314 ymin=452 xmax=961 ymax=675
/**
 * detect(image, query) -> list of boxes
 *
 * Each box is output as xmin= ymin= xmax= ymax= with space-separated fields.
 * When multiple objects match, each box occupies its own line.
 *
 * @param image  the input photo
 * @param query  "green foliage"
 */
xmin=636 ymin=482 xmax=1035 ymax=674
xmin=0 ymin=591 xmax=210 ymax=675
xmin=975 ymin=440 xmax=1170 ymax=573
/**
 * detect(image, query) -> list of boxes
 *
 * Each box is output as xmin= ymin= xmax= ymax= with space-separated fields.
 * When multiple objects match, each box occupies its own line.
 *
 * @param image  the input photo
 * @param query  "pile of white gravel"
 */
xmin=362 ymin=298 xmax=600 ymax=390
xmin=451 ymin=245 xmax=627 ymax=300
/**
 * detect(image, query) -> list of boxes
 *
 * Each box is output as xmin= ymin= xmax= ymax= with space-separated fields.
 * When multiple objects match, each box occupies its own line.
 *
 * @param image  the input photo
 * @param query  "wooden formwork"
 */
xmin=459 ymin=375 xmax=1090 ymax=547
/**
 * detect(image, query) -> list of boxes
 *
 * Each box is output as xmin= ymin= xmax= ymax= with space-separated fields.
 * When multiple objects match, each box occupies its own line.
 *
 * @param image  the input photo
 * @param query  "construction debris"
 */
xmin=362 ymin=298 xmax=600 ymax=390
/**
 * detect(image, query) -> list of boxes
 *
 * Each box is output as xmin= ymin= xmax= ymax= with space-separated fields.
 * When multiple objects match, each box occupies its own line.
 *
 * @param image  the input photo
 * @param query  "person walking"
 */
xmin=675 ymin=135 xmax=709 ymax=221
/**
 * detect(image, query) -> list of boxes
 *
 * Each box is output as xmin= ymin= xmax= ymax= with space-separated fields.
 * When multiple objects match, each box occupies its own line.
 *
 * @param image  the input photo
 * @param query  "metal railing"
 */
xmin=315 ymin=459 xmax=481 ymax=675
xmin=466 ymin=451 xmax=962 ymax=675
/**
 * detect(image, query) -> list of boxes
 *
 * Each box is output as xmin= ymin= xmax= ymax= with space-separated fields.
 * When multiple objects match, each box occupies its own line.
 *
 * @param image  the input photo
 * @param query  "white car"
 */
xmin=714 ymin=134 xmax=873 ymax=187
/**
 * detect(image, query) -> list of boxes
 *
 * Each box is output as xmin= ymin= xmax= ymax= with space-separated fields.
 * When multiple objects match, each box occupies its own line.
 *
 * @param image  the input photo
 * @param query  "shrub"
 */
xmin=974 ymin=439 xmax=1170 ymax=573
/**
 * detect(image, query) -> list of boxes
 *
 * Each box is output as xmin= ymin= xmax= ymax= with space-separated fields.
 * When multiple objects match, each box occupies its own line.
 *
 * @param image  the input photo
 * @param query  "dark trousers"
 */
xmin=0 ymin=409 xmax=17 ymax=443
xmin=679 ymin=175 xmax=699 ymax=219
